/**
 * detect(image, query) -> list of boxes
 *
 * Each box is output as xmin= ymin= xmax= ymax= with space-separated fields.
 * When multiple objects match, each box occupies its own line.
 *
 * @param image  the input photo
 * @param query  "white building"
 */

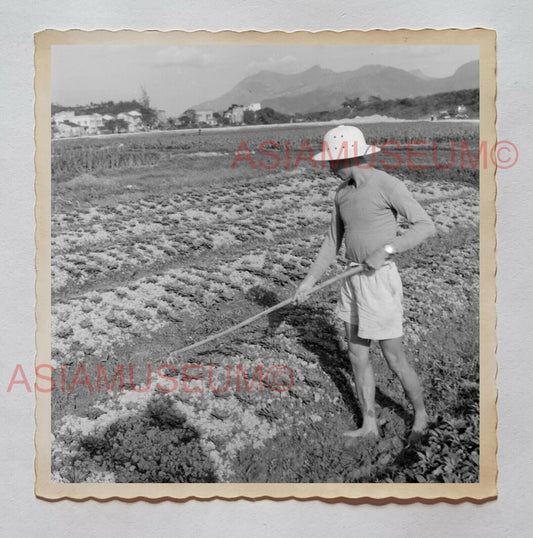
xmin=117 ymin=111 xmax=144 ymax=132
xmin=223 ymin=105 xmax=244 ymax=125
xmin=53 ymin=121 xmax=83 ymax=138
xmin=53 ymin=111 xmax=105 ymax=134
xmin=244 ymin=102 xmax=261 ymax=112
xmin=194 ymin=109 xmax=217 ymax=126
xmin=68 ymin=114 xmax=103 ymax=134
xmin=52 ymin=109 xmax=145 ymax=135
xmin=52 ymin=111 xmax=75 ymax=125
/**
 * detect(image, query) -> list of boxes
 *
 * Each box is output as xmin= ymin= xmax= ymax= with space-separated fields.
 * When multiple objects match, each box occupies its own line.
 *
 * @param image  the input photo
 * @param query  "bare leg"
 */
xmin=379 ymin=337 xmax=429 ymax=434
xmin=343 ymin=322 xmax=379 ymax=439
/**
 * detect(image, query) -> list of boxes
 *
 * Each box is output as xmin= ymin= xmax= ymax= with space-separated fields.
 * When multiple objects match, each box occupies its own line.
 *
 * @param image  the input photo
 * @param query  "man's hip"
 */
xmin=335 ymin=261 xmax=404 ymax=340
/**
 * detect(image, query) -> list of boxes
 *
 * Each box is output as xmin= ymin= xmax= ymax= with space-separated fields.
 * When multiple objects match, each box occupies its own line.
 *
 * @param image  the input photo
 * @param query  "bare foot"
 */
xmin=408 ymin=412 xmax=430 ymax=445
xmin=342 ymin=428 xmax=379 ymax=451
xmin=342 ymin=427 xmax=380 ymax=440
xmin=412 ymin=411 xmax=430 ymax=433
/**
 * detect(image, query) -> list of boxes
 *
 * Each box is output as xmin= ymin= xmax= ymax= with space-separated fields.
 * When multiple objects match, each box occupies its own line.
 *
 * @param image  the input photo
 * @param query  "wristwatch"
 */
xmin=384 ymin=244 xmax=396 ymax=255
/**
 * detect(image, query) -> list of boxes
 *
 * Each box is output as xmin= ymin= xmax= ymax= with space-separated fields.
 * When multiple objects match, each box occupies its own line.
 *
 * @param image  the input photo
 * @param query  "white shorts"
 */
xmin=335 ymin=261 xmax=404 ymax=341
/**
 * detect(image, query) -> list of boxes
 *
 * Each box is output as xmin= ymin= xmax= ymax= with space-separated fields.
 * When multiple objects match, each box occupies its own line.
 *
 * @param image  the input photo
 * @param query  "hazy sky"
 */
xmin=52 ymin=45 xmax=479 ymax=116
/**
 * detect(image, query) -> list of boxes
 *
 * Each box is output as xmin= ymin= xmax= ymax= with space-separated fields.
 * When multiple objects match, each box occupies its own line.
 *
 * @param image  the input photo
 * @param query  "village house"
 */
xmin=194 ymin=109 xmax=217 ymax=126
xmin=223 ymin=104 xmax=244 ymax=125
xmin=69 ymin=114 xmax=104 ymax=134
xmin=244 ymin=102 xmax=261 ymax=112
xmin=455 ymin=104 xmax=469 ymax=119
xmin=52 ymin=109 xmax=146 ymax=136
xmin=53 ymin=120 xmax=83 ymax=139
xmin=156 ymin=109 xmax=168 ymax=123
xmin=127 ymin=110 xmax=143 ymax=120
xmin=52 ymin=110 xmax=76 ymax=124
xmin=52 ymin=111 xmax=104 ymax=135
xmin=117 ymin=111 xmax=144 ymax=132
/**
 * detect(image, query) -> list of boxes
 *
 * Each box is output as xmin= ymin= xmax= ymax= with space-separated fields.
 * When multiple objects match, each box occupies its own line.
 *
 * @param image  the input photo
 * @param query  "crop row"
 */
xmin=52 ymin=121 xmax=479 ymax=181
xmin=51 ymin=223 xmax=478 ymax=482
xmin=52 ymin=171 xmax=477 ymax=294
xmin=52 ymin=224 xmax=478 ymax=368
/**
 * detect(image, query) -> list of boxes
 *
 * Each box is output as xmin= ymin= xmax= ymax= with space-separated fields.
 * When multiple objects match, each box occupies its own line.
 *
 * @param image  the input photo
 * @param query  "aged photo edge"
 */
xmin=34 ymin=27 xmax=497 ymax=503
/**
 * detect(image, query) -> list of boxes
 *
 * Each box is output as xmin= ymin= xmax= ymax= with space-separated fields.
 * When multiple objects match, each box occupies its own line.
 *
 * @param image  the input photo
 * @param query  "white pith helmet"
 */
xmin=312 ymin=125 xmax=381 ymax=162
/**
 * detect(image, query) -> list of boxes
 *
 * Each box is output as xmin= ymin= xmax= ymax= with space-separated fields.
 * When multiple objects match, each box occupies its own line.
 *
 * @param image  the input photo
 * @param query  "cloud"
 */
xmin=245 ymin=55 xmax=299 ymax=74
xmin=153 ymin=47 xmax=215 ymax=68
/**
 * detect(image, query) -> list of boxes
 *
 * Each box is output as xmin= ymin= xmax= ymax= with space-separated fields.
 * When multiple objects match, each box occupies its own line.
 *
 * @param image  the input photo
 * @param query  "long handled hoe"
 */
xmin=170 ymin=263 xmax=364 ymax=360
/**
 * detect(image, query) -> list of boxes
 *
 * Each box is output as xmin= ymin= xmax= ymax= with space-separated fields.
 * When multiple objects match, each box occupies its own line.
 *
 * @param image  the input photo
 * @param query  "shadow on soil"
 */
xmin=57 ymin=391 xmax=217 ymax=483
xmin=246 ymin=285 xmax=412 ymax=434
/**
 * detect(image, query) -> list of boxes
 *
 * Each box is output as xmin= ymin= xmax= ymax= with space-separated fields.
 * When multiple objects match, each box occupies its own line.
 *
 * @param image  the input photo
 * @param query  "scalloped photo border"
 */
xmin=34 ymin=28 xmax=497 ymax=503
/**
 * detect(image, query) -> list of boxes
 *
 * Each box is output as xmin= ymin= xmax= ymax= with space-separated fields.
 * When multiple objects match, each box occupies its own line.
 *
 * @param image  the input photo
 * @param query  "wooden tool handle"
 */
xmin=171 ymin=264 xmax=364 ymax=358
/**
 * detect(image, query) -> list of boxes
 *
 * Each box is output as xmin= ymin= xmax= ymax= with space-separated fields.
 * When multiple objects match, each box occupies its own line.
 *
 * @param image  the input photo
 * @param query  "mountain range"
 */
xmin=191 ymin=60 xmax=479 ymax=115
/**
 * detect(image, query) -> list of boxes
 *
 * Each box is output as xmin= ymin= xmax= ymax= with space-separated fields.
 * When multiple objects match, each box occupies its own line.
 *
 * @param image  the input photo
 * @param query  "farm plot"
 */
xmin=51 ymin=121 xmax=479 ymax=181
xmin=50 ymin=124 xmax=480 ymax=484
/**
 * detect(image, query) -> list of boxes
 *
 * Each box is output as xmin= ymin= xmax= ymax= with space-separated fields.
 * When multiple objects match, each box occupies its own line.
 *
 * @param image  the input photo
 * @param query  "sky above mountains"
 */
xmin=52 ymin=44 xmax=479 ymax=116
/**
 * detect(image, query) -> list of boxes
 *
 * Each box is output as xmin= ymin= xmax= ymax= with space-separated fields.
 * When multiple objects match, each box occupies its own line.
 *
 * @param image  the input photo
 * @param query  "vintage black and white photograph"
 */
xmin=35 ymin=30 xmax=496 ymax=500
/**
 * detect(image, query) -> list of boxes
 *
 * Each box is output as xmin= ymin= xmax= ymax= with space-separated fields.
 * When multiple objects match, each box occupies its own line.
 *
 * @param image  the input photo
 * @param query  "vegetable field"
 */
xmin=51 ymin=122 xmax=480 ymax=483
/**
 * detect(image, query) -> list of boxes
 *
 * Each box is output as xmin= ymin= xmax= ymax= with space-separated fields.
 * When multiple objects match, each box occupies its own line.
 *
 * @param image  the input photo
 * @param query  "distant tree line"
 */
xmin=327 ymin=88 xmax=479 ymax=121
xmin=52 ymin=87 xmax=159 ymax=128
xmin=55 ymin=88 xmax=479 ymax=133
xmin=236 ymin=89 xmax=479 ymax=125
xmin=176 ymin=106 xmax=290 ymax=128
xmin=236 ymin=90 xmax=478 ymax=125
xmin=244 ymin=107 xmax=291 ymax=125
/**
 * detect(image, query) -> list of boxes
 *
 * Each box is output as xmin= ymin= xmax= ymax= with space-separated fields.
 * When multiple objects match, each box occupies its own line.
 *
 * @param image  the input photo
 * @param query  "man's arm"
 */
xmin=365 ymin=180 xmax=436 ymax=270
xmin=388 ymin=180 xmax=436 ymax=253
xmin=294 ymin=195 xmax=344 ymax=302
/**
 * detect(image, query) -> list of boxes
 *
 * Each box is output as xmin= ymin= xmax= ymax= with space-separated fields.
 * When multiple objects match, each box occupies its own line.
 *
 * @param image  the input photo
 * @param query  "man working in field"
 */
xmin=295 ymin=125 xmax=436 ymax=443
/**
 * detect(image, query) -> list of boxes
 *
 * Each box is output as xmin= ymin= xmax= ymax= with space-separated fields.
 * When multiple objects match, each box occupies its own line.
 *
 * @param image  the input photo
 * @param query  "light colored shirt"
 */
xmin=308 ymin=167 xmax=436 ymax=280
